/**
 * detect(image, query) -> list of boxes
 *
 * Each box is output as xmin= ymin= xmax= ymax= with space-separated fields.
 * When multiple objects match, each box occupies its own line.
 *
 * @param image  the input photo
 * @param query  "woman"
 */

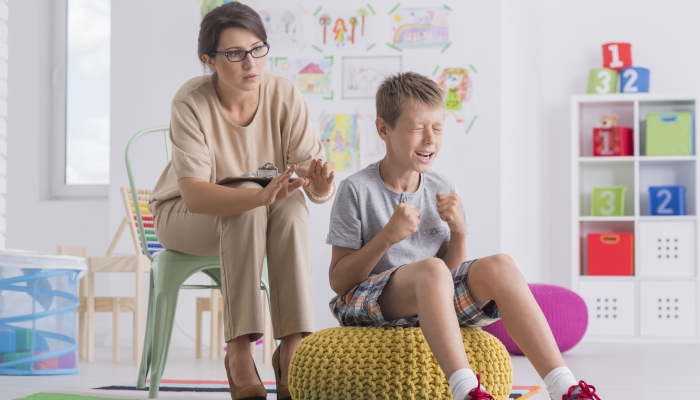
xmin=148 ymin=3 xmax=335 ymax=400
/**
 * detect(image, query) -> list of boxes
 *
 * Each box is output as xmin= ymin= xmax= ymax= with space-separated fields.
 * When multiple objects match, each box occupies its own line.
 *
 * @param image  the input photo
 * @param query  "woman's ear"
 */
xmin=201 ymin=54 xmax=217 ymax=73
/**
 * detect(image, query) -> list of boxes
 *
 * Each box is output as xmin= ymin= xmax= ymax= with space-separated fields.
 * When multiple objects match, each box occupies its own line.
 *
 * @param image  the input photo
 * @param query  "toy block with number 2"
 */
xmin=593 ymin=127 xmax=633 ymax=156
xmin=620 ymin=67 xmax=650 ymax=93
xmin=602 ymin=42 xmax=632 ymax=71
xmin=649 ymin=185 xmax=685 ymax=216
xmin=587 ymin=68 xmax=618 ymax=94
xmin=591 ymin=186 xmax=627 ymax=216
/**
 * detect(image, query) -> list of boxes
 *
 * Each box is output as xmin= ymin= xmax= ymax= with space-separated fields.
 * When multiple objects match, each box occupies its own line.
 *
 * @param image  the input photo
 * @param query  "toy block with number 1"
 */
xmin=591 ymin=186 xmax=627 ymax=216
xmin=587 ymin=233 xmax=634 ymax=276
xmin=587 ymin=68 xmax=618 ymax=94
xmin=620 ymin=67 xmax=650 ymax=93
xmin=602 ymin=42 xmax=632 ymax=71
xmin=593 ymin=126 xmax=633 ymax=156
xmin=649 ymin=185 xmax=686 ymax=216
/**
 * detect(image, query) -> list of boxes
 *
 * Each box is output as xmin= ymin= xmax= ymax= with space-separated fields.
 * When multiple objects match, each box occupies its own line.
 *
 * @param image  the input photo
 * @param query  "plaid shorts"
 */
xmin=329 ymin=259 xmax=500 ymax=328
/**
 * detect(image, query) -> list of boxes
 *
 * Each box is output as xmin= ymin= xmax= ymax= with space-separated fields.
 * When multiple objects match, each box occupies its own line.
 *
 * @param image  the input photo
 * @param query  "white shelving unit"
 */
xmin=570 ymin=93 xmax=700 ymax=343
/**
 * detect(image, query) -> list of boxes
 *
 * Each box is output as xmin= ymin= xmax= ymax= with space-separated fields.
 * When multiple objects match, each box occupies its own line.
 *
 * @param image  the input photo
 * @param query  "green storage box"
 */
xmin=591 ymin=186 xmax=627 ymax=216
xmin=645 ymin=112 xmax=694 ymax=155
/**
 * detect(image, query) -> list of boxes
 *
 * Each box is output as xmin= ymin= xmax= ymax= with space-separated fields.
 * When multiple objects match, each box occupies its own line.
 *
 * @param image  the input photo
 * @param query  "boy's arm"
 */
xmin=329 ymin=203 xmax=421 ymax=296
xmin=435 ymin=192 xmax=467 ymax=270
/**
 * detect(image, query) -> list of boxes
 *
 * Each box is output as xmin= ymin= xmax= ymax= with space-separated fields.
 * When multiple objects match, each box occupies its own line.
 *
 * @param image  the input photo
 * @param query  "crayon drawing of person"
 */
xmin=437 ymin=68 xmax=472 ymax=123
xmin=333 ymin=18 xmax=347 ymax=46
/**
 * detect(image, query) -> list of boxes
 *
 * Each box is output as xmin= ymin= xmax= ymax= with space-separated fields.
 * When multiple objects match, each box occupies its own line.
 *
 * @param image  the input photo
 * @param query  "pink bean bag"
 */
xmin=482 ymin=283 xmax=587 ymax=355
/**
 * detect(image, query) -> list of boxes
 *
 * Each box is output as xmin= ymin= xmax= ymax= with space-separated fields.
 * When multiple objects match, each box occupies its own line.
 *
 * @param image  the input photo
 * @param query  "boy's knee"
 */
xmin=416 ymin=258 xmax=452 ymax=284
xmin=484 ymin=254 xmax=523 ymax=283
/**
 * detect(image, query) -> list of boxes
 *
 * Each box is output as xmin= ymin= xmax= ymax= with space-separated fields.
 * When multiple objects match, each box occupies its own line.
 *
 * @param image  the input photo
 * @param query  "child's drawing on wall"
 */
xmin=315 ymin=7 xmax=373 ymax=50
xmin=276 ymin=58 xmax=332 ymax=97
xmin=333 ymin=18 xmax=347 ymax=46
xmin=390 ymin=7 xmax=450 ymax=49
xmin=437 ymin=68 xmax=473 ymax=123
xmin=319 ymin=114 xmax=360 ymax=172
xmin=254 ymin=8 xmax=303 ymax=48
xmin=342 ymin=56 xmax=402 ymax=99
xmin=319 ymin=14 xmax=332 ymax=45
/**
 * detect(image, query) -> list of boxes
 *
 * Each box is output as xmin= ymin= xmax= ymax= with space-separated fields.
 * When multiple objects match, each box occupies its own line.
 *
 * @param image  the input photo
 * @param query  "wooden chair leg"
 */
xmin=87 ymin=269 xmax=95 ymax=363
xmin=78 ymin=275 xmax=87 ymax=360
xmin=210 ymin=288 xmax=220 ymax=359
xmin=196 ymin=299 xmax=203 ymax=359
xmin=113 ymin=298 xmax=120 ymax=362
xmin=78 ymin=310 xmax=86 ymax=360
xmin=219 ymin=310 xmax=224 ymax=358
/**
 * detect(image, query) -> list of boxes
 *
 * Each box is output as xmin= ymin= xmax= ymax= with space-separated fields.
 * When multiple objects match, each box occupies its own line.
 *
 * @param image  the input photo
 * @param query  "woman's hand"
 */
xmin=303 ymin=158 xmax=335 ymax=197
xmin=258 ymin=164 xmax=307 ymax=206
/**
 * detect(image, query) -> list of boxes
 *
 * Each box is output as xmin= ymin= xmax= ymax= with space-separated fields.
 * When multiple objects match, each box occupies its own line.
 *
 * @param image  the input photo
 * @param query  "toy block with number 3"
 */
xmin=620 ymin=67 xmax=650 ymax=93
xmin=591 ymin=186 xmax=627 ymax=216
xmin=649 ymin=185 xmax=685 ymax=216
xmin=587 ymin=68 xmax=618 ymax=94
xmin=602 ymin=42 xmax=632 ymax=71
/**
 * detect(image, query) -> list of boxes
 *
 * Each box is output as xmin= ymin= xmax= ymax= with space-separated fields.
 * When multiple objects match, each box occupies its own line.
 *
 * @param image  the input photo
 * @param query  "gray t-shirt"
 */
xmin=326 ymin=162 xmax=467 ymax=275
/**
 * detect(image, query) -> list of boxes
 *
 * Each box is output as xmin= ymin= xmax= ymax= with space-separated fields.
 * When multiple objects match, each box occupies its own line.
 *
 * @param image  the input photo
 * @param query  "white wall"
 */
xmin=0 ymin=0 xmax=7 ymax=250
xmin=6 ymin=1 xmax=109 ymax=256
xmin=500 ymin=0 xmax=545 ymax=282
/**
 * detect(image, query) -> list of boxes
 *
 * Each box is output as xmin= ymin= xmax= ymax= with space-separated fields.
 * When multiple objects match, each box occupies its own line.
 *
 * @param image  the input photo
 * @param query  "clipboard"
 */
xmin=216 ymin=176 xmax=298 ymax=188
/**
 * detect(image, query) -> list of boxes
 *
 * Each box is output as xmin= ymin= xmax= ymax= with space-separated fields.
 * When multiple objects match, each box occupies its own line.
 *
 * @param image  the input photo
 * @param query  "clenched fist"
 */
xmin=383 ymin=203 xmax=421 ymax=244
xmin=436 ymin=193 xmax=466 ymax=235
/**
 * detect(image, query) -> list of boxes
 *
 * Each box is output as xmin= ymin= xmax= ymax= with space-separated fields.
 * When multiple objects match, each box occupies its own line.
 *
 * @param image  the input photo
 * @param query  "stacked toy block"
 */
xmin=588 ymin=43 xmax=650 ymax=94
xmin=0 ymin=329 xmax=75 ymax=371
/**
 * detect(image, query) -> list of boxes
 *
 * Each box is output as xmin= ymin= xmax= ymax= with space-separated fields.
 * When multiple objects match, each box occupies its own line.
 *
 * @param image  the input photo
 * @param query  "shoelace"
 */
xmin=464 ymin=374 xmax=494 ymax=400
xmin=563 ymin=380 xmax=601 ymax=400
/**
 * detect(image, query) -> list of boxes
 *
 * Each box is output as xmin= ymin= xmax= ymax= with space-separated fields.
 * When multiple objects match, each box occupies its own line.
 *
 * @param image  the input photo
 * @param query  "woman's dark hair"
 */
xmin=198 ymin=2 xmax=268 ymax=63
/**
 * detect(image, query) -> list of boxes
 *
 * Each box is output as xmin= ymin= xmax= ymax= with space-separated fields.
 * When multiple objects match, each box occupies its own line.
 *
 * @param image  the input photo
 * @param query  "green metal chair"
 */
xmin=127 ymin=126 xmax=273 ymax=398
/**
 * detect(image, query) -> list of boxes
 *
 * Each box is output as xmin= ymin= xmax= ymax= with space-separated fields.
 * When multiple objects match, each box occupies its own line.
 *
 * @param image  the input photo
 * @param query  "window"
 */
xmin=52 ymin=0 xmax=110 ymax=197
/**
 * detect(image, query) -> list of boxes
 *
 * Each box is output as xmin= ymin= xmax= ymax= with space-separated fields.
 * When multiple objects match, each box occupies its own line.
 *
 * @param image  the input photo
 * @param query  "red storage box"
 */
xmin=587 ymin=233 xmax=634 ymax=276
xmin=593 ymin=127 xmax=633 ymax=156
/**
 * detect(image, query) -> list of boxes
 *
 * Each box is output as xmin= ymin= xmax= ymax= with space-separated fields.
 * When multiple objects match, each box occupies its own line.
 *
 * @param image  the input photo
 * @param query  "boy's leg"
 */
xmin=377 ymin=258 xmax=469 ymax=378
xmin=465 ymin=254 xmax=565 ymax=378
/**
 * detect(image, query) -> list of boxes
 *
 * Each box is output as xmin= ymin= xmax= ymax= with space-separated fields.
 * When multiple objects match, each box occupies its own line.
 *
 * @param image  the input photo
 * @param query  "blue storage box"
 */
xmin=0 ymin=250 xmax=86 ymax=375
xmin=649 ymin=185 xmax=686 ymax=216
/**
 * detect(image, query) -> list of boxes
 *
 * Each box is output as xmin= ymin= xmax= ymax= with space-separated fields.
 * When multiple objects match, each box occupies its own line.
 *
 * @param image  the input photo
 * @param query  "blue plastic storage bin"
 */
xmin=649 ymin=185 xmax=686 ymax=216
xmin=0 ymin=250 xmax=86 ymax=375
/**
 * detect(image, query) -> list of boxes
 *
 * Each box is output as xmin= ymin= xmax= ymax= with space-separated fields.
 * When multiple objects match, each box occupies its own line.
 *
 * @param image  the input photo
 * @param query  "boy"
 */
xmin=326 ymin=72 xmax=600 ymax=400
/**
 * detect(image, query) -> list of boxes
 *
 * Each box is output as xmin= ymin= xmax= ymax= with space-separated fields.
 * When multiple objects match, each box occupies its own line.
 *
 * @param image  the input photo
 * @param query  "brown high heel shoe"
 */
xmin=272 ymin=345 xmax=292 ymax=400
xmin=224 ymin=354 xmax=267 ymax=400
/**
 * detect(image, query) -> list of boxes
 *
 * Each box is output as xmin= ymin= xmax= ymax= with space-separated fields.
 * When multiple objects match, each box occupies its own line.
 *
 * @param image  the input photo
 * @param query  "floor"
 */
xmin=2 ymin=342 xmax=699 ymax=399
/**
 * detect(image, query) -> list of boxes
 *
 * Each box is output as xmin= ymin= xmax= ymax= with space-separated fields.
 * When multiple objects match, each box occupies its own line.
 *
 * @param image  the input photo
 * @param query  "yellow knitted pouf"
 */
xmin=289 ymin=327 xmax=513 ymax=400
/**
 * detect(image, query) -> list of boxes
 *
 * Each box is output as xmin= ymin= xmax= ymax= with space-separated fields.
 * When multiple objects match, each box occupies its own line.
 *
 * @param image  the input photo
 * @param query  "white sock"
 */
xmin=544 ymin=366 xmax=577 ymax=400
xmin=449 ymin=368 xmax=479 ymax=400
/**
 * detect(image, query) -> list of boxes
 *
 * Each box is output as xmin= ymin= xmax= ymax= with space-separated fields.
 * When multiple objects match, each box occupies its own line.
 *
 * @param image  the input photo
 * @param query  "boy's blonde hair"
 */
xmin=375 ymin=72 xmax=444 ymax=129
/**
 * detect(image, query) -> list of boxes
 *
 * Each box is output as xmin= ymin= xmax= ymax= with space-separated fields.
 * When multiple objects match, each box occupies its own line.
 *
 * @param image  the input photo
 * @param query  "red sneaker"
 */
xmin=464 ymin=374 xmax=494 ymax=400
xmin=563 ymin=381 xmax=601 ymax=399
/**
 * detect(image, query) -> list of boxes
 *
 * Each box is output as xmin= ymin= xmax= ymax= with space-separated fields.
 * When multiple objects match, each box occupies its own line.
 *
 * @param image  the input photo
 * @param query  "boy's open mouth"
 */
xmin=415 ymin=151 xmax=434 ymax=160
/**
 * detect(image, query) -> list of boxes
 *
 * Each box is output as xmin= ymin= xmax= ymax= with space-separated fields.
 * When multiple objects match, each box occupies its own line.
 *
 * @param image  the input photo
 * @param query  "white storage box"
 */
xmin=578 ymin=280 xmax=635 ymax=337
xmin=638 ymin=220 xmax=696 ymax=277
xmin=640 ymin=281 xmax=697 ymax=338
xmin=0 ymin=250 xmax=86 ymax=375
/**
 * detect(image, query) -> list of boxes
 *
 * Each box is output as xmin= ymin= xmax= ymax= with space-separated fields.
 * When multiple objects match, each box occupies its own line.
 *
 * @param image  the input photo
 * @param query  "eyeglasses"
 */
xmin=211 ymin=44 xmax=270 ymax=62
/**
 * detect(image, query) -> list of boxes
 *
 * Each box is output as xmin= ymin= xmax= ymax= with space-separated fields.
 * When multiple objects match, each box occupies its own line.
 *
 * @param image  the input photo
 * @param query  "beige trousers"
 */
xmin=154 ymin=181 xmax=315 ymax=342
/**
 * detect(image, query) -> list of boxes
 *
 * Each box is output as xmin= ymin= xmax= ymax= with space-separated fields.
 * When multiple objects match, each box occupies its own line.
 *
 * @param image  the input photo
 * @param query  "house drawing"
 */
xmin=298 ymin=63 xmax=325 ymax=94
